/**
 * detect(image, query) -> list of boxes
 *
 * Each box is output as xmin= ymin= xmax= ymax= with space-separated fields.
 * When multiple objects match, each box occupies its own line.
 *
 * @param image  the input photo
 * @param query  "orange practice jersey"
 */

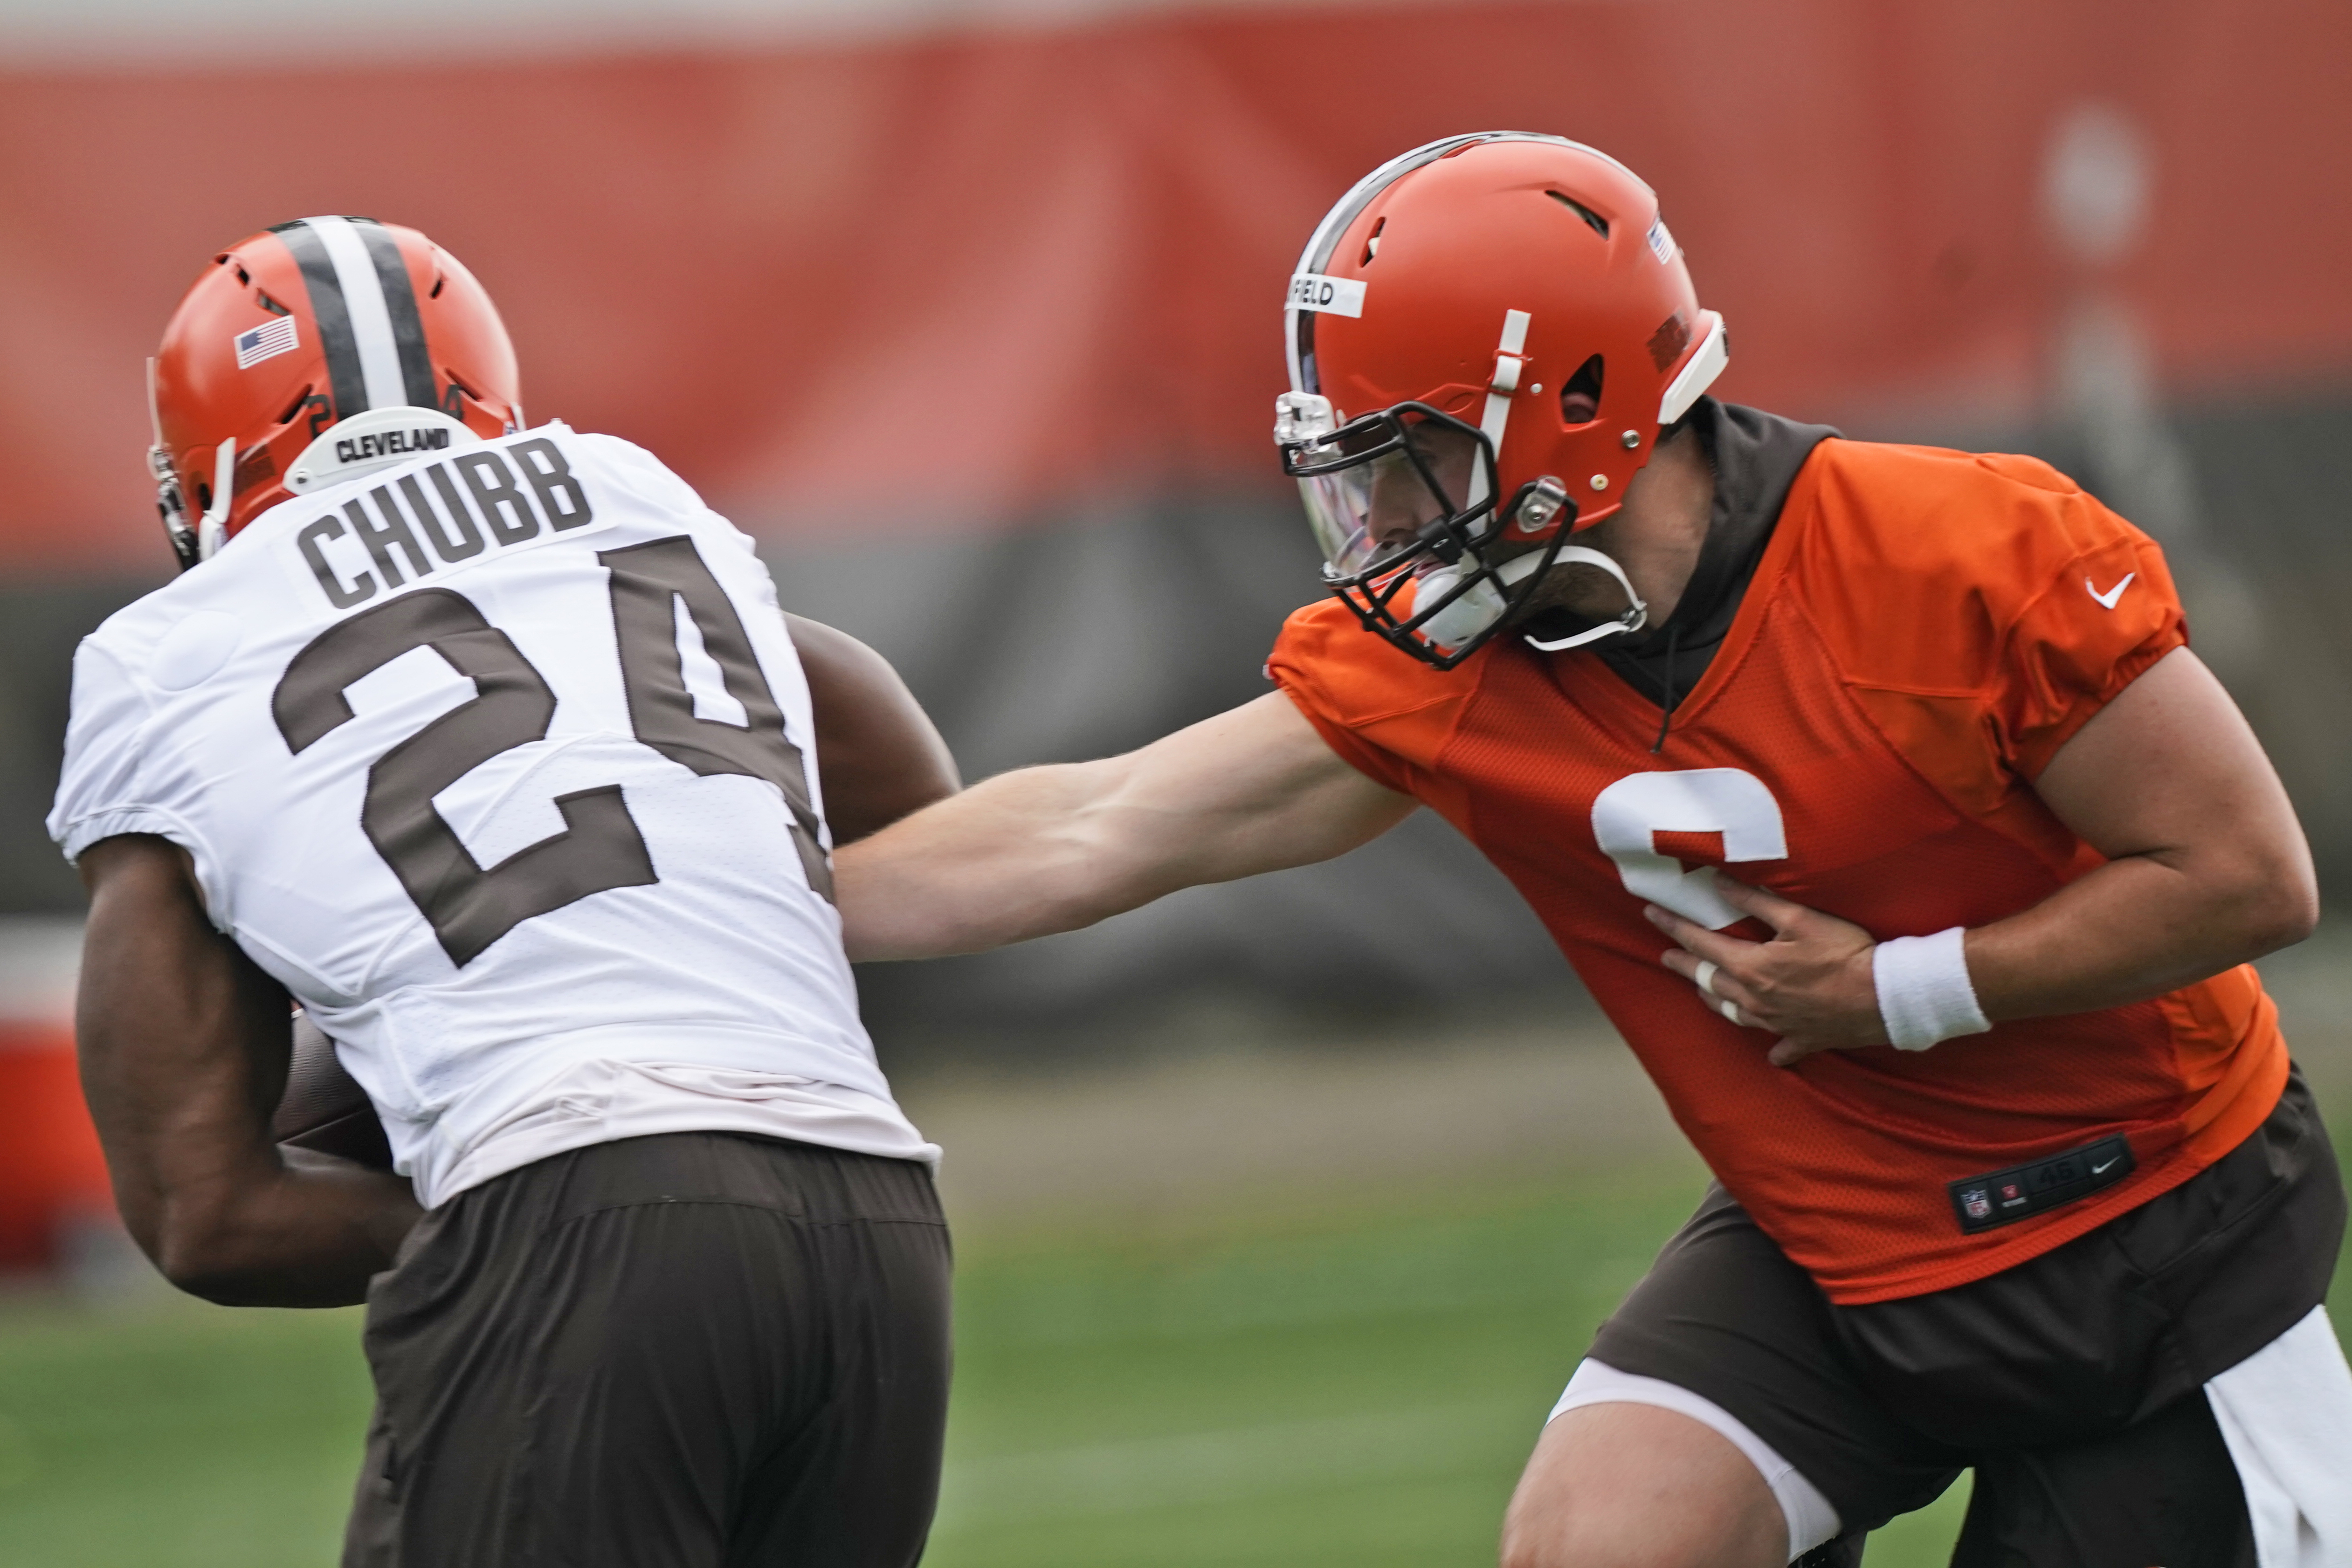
xmin=1269 ymin=440 xmax=2288 ymax=1304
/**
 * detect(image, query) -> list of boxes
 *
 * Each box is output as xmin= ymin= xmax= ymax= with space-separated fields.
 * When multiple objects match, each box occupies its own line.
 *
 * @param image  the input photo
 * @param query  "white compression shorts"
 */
xmin=1547 ymin=1358 xmax=1842 ymax=1561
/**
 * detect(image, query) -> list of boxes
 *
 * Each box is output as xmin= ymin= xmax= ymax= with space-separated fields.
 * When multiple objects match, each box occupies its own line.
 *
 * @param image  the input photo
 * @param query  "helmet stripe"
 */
xmin=352 ymin=220 xmax=439 ymax=410
xmin=270 ymin=219 xmax=369 ymax=423
xmin=300 ymin=216 xmax=411 ymax=414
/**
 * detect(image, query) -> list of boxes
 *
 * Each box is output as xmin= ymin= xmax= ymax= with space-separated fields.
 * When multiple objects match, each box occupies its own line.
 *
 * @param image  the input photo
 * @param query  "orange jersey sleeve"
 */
xmin=1266 ymin=597 xmax=1477 ymax=817
xmin=1789 ymin=443 xmax=2187 ymax=818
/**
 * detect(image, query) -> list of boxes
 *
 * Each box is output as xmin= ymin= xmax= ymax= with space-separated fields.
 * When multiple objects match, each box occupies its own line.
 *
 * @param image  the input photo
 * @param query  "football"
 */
xmin=271 ymin=1011 xmax=393 ymax=1169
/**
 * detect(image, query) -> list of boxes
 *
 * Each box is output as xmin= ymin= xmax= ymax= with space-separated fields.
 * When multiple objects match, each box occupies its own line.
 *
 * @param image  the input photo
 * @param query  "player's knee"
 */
xmin=1502 ymin=1405 xmax=1787 ymax=1568
xmin=1497 ymin=1507 xmax=1549 ymax=1568
xmin=1499 ymin=1489 xmax=1619 ymax=1568
xmin=1502 ymin=1504 xmax=1748 ymax=1568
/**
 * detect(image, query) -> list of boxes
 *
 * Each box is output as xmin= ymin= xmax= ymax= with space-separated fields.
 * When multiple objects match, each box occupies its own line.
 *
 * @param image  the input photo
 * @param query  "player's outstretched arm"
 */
xmin=76 ymin=835 xmax=422 ymax=1307
xmin=787 ymin=613 xmax=961 ymax=844
xmin=836 ymin=692 xmax=1417 ymax=961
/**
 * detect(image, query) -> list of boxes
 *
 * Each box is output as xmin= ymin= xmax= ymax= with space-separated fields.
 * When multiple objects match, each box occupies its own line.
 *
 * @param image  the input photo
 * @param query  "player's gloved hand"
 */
xmin=1645 ymin=875 xmax=1887 ymax=1066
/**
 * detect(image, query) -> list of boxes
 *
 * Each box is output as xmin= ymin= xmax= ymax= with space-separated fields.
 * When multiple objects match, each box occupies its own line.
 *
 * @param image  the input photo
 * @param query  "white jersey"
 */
xmin=49 ymin=424 xmax=933 ymax=1206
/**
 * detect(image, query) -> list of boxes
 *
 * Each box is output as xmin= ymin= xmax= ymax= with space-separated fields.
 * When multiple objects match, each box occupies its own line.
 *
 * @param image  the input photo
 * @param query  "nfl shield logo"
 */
xmin=1962 ymin=1188 xmax=1992 ymax=1221
xmin=233 ymin=316 xmax=299 ymax=369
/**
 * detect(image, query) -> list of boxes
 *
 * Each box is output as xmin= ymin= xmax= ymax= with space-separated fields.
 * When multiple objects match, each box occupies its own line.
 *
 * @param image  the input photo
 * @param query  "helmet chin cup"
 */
xmin=1411 ymin=546 xmax=1553 ymax=652
xmin=1413 ymin=541 xmax=1647 ymax=660
xmin=1410 ymin=562 xmax=1510 ymax=652
xmin=284 ymin=406 xmax=484 ymax=497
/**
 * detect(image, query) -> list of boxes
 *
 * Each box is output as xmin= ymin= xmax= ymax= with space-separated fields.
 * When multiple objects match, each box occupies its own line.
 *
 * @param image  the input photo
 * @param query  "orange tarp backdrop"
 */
xmin=2 ymin=0 xmax=2348 ymax=575
xmin=0 ymin=1024 xmax=112 ymax=1269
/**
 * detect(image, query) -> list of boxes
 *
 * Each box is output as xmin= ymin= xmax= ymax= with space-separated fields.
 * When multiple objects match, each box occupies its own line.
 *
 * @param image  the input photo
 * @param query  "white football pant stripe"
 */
xmin=1548 ymin=1358 xmax=1842 ymax=1561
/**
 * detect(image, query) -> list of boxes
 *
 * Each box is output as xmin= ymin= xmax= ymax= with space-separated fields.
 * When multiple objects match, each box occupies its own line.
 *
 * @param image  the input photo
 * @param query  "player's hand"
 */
xmin=1645 ymin=876 xmax=1885 ymax=1066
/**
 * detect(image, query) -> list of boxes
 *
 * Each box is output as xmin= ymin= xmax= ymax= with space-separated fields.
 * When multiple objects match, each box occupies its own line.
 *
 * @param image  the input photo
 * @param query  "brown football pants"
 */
xmin=342 ymin=1131 xmax=952 ymax=1568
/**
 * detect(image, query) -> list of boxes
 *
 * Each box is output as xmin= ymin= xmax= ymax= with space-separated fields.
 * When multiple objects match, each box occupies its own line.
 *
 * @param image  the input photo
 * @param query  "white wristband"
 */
xmin=1871 ymin=927 xmax=1990 ymax=1051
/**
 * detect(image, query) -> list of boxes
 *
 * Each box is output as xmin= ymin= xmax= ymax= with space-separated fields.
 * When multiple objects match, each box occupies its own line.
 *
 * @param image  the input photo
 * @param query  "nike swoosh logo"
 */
xmin=2091 ymin=1155 xmax=2122 ymax=1174
xmin=2086 ymin=572 xmax=2136 ymax=610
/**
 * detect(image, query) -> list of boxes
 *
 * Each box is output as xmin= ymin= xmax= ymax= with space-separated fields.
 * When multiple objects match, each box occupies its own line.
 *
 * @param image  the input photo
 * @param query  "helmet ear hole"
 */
xmin=1560 ymin=355 xmax=1605 ymax=425
xmin=1361 ymin=216 xmax=1387 ymax=266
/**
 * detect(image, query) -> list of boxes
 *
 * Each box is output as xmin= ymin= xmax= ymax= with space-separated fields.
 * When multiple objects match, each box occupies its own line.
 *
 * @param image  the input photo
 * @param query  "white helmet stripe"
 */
xmin=302 ymin=215 xmax=409 ymax=413
xmin=1467 ymin=309 xmax=1531 ymax=512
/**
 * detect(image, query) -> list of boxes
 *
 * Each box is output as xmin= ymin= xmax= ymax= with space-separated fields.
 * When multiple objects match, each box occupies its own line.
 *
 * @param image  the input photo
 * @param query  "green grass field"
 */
xmin=0 ymin=1155 xmax=2339 ymax=1568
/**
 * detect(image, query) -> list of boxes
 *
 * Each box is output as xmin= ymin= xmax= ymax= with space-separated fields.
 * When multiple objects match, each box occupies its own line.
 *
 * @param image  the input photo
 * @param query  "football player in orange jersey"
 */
xmin=835 ymin=136 xmax=2351 ymax=1566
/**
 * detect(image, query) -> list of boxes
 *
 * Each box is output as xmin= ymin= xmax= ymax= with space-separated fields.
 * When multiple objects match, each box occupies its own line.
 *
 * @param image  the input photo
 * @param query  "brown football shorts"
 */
xmin=1586 ymin=1066 xmax=2344 ymax=1567
xmin=343 ymin=1130 xmax=952 ymax=1568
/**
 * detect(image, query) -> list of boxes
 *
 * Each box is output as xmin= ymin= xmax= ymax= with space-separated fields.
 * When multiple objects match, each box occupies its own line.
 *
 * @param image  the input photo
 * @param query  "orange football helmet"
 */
xmin=149 ymin=217 xmax=523 ymax=569
xmin=1276 ymin=134 xmax=1728 ymax=667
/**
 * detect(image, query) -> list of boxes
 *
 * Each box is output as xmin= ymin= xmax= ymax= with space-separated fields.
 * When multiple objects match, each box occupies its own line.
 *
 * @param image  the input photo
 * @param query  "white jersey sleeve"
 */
xmin=51 ymin=424 xmax=927 ymax=1205
xmin=54 ymin=640 xmax=187 ymax=873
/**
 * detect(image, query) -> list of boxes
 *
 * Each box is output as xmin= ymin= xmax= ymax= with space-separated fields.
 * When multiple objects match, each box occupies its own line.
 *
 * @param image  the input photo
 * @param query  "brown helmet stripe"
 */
xmin=352 ymin=218 xmax=439 ymax=409
xmin=269 ymin=219 xmax=368 ymax=423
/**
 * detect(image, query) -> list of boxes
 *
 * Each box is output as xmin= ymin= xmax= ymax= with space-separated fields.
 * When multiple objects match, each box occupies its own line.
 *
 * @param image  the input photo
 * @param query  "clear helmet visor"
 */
xmin=1278 ymin=398 xmax=1490 ymax=581
xmin=1297 ymin=446 xmax=1462 ymax=578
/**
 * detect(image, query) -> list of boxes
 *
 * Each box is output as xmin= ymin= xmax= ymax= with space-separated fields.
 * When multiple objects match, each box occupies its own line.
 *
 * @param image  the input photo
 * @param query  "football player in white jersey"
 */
xmin=51 ymin=218 xmax=962 ymax=1567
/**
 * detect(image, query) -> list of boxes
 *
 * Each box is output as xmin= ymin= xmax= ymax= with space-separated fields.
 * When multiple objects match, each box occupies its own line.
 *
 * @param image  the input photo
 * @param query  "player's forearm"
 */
xmin=79 ymin=834 xmax=421 ymax=1306
xmin=837 ymin=758 xmax=1165 ymax=960
xmin=1657 ymin=828 xmax=2316 ymax=1067
xmin=146 ymin=1154 xmax=420 ymax=1307
xmin=1964 ymin=845 xmax=2316 ymax=1023
xmin=837 ymin=693 xmax=1417 ymax=961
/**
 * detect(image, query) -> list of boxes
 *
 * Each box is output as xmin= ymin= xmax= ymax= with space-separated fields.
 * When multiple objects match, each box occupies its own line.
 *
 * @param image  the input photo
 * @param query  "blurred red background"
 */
xmin=3 ymin=0 xmax=2346 ymax=574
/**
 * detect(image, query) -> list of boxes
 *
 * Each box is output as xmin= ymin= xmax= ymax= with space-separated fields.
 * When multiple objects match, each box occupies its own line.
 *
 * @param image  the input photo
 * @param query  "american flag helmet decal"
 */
xmin=232 ymin=315 xmax=299 ymax=369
